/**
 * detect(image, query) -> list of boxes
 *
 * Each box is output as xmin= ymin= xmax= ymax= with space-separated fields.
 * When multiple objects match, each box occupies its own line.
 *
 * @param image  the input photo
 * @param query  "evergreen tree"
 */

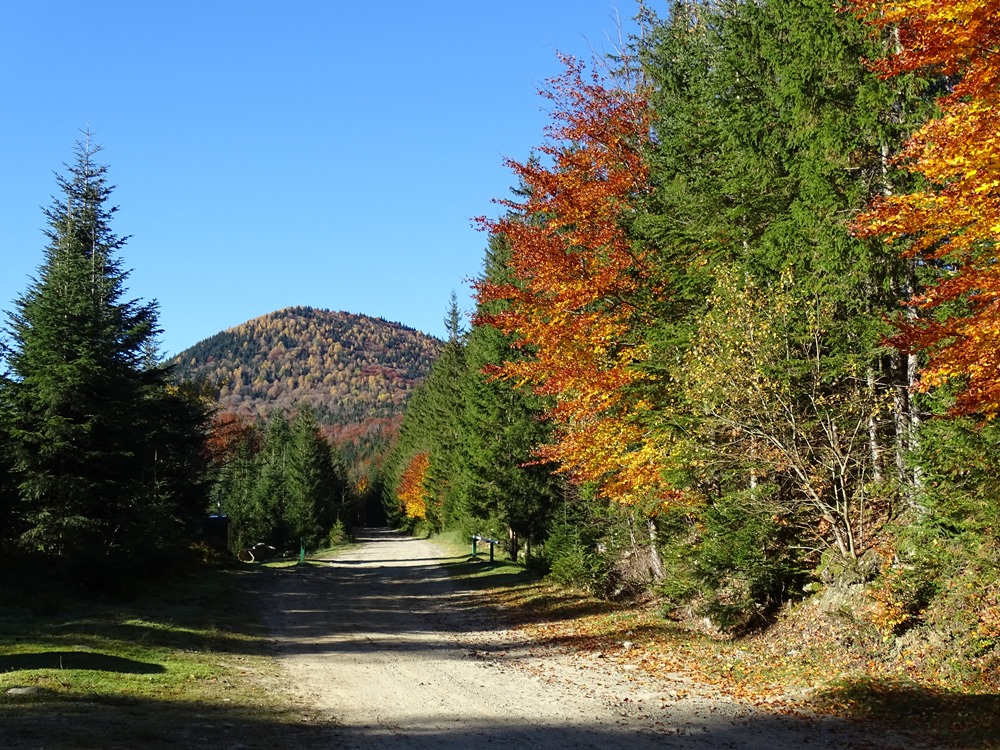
xmin=287 ymin=406 xmax=343 ymax=547
xmin=457 ymin=235 xmax=560 ymax=560
xmin=384 ymin=297 xmax=467 ymax=532
xmin=209 ymin=415 xmax=263 ymax=552
xmin=1 ymin=136 xmax=211 ymax=571
xmin=0 ymin=381 xmax=19 ymax=550
xmin=250 ymin=413 xmax=292 ymax=549
xmin=426 ymin=294 xmax=468 ymax=526
xmin=611 ymin=0 xmax=935 ymax=626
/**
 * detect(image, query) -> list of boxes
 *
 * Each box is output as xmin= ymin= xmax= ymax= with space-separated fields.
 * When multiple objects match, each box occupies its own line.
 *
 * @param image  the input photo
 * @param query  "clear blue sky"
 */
xmin=0 ymin=1 xmax=639 ymax=357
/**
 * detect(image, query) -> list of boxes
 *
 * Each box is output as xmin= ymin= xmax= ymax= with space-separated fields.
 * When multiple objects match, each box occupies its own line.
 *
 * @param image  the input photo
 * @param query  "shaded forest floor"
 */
xmin=451 ymin=552 xmax=1000 ymax=750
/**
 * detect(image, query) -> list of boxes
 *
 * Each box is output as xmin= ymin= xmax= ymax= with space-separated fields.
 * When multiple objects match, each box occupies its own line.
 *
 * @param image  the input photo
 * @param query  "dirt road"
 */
xmin=255 ymin=528 xmax=914 ymax=749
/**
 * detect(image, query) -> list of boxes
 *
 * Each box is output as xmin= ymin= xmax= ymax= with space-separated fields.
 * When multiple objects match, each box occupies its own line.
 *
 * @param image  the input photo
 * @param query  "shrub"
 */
xmin=543 ymin=514 xmax=607 ymax=590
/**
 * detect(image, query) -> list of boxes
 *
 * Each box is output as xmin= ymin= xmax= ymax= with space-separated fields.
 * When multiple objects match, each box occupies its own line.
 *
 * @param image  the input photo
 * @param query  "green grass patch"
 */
xmin=0 ymin=563 xmax=335 ymax=748
xmin=433 ymin=531 xmax=539 ymax=586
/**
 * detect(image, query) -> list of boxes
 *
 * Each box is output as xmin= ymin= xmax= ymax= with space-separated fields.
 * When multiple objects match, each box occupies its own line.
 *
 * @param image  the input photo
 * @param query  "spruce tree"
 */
xmin=2 ymin=136 xmax=210 ymax=571
xmin=383 ymin=297 xmax=465 ymax=532
xmin=287 ymin=406 xmax=343 ymax=548
xmin=456 ymin=235 xmax=559 ymax=560
xmin=250 ymin=413 xmax=292 ymax=549
xmin=0 ymin=383 xmax=19 ymax=550
xmin=425 ymin=294 xmax=468 ymax=528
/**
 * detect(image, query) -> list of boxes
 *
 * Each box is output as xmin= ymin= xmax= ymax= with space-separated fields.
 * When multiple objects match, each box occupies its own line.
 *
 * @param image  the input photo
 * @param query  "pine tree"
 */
xmin=1 ymin=136 xmax=210 ymax=570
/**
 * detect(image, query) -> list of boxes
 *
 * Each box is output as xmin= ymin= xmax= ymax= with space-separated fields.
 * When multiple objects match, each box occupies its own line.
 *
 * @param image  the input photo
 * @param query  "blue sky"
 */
xmin=0 ymin=1 xmax=638 ymax=357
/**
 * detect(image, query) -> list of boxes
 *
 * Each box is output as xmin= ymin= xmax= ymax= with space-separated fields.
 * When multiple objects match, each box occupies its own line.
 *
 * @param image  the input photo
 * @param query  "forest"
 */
xmin=0 ymin=144 xmax=406 ymax=587
xmin=168 ymin=307 xmax=441 ymax=516
xmin=0 ymin=151 xmax=437 ymax=585
xmin=0 ymin=0 xmax=996 ymax=701
xmin=382 ymin=0 xmax=1000 ymax=692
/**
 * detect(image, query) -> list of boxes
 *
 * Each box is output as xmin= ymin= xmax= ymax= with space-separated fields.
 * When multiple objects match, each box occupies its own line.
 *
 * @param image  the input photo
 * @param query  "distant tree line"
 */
xmin=207 ymin=407 xmax=362 ymax=554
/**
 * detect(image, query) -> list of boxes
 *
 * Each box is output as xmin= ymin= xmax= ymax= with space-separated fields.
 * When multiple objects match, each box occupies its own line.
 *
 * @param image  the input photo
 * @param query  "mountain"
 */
xmin=169 ymin=306 xmax=442 ymax=443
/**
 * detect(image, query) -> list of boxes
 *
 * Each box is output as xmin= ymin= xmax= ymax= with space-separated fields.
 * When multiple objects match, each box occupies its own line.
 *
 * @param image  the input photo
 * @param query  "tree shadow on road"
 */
xmin=812 ymin=677 xmax=1000 ymax=749
xmin=0 ymin=688 xmax=926 ymax=750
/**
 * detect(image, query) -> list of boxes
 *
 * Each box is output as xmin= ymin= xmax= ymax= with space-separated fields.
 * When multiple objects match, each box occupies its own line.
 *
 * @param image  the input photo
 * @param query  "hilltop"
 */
xmin=169 ymin=306 xmax=442 ymax=443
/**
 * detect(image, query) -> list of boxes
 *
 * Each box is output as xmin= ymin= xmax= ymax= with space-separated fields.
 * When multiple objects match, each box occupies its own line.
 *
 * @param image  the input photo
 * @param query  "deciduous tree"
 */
xmin=851 ymin=0 xmax=1000 ymax=416
xmin=397 ymin=452 xmax=430 ymax=521
xmin=476 ymin=56 xmax=670 ymax=506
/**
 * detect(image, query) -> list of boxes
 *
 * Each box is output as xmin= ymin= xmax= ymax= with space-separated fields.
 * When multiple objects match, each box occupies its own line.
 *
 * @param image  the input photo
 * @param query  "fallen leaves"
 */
xmin=476 ymin=573 xmax=1000 ymax=746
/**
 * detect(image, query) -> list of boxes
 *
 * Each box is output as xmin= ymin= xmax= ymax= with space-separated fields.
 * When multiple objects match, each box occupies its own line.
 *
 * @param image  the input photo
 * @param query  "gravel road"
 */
xmin=255 ymin=528 xmax=915 ymax=749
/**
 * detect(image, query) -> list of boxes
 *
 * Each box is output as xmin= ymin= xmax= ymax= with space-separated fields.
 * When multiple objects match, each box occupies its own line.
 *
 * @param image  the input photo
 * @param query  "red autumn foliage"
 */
xmin=475 ymin=57 xmax=675 ymax=505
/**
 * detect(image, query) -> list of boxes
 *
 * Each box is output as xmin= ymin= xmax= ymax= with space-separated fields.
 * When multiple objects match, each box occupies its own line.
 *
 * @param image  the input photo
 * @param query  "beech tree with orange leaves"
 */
xmin=851 ymin=0 xmax=1000 ymax=417
xmin=397 ymin=452 xmax=430 ymax=521
xmin=476 ymin=55 xmax=672 ymax=509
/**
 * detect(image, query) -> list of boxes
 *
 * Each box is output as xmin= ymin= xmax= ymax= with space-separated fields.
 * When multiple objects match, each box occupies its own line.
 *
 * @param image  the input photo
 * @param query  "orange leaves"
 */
xmin=851 ymin=0 xmax=1000 ymax=415
xmin=397 ymin=452 xmax=430 ymax=520
xmin=475 ymin=57 xmax=670 ymax=505
xmin=851 ymin=0 xmax=999 ymax=85
xmin=206 ymin=412 xmax=259 ymax=464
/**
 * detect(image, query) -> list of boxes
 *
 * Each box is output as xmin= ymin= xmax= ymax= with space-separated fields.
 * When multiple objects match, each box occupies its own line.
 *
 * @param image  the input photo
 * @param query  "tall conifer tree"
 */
xmin=2 ymin=136 xmax=210 ymax=568
xmin=287 ymin=406 xmax=343 ymax=547
xmin=458 ymin=235 xmax=559 ymax=559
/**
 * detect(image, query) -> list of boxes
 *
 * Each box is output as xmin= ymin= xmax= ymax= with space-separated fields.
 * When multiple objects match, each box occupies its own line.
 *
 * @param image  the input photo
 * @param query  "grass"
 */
xmin=0 ymin=560 xmax=334 ymax=749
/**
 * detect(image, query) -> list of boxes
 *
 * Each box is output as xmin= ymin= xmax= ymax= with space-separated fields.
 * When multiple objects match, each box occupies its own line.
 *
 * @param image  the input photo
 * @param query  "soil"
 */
xmin=253 ymin=528 xmax=922 ymax=750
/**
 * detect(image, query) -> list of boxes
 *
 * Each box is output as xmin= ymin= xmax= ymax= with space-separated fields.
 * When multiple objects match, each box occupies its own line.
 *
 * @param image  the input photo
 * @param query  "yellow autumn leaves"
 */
xmin=851 ymin=0 xmax=1000 ymax=416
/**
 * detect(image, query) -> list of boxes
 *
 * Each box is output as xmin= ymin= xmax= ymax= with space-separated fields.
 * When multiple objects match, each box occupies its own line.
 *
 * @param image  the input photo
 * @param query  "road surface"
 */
xmin=254 ymin=528 xmax=914 ymax=749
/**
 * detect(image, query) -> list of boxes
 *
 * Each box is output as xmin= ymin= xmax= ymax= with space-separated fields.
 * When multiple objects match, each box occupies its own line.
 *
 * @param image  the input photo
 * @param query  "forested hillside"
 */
xmin=170 ymin=307 xmax=442 ymax=443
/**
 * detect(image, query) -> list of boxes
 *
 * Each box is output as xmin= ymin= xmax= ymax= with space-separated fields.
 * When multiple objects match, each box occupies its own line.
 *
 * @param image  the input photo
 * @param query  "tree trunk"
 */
xmin=507 ymin=526 xmax=518 ymax=562
xmin=866 ymin=366 xmax=884 ymax=484
xmin=646 ymin=517 xmax=665 ymax=582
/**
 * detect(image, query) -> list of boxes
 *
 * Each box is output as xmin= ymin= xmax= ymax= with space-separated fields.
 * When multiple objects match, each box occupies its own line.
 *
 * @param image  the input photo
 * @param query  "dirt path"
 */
xmin=254 ymin=528 xmax=914 ymax=749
